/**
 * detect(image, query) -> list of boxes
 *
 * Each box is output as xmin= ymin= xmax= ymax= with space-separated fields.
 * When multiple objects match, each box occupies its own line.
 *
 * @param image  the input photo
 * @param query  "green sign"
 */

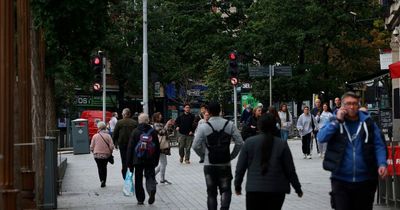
xmin=241 ymin=94 xmax=260 ymax=111
xmin=74 ymin=95 xmax=117 ymax=108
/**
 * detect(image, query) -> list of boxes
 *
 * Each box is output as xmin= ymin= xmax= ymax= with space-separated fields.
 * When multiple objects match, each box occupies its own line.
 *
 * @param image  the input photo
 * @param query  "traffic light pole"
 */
xmin=142 ymin=0 xmax=149 ymax=114
xmin=102 ymin=56 xmax=106 ymax=122
xmin=233 ymin=85 xmax=238 ymax=128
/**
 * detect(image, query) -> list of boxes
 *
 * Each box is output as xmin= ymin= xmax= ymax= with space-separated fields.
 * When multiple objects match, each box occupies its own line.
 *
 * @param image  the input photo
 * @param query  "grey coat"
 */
xmin=234 ymin=134 xmax=302 ymax=194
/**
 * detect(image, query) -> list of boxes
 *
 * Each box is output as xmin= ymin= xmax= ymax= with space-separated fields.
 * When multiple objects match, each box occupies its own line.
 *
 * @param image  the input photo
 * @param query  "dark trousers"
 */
xmin=119 ymin=144 xmax=128 ymax=180
xmin=134 ymin=165 xmax=157 ymax=203
xmin=301 ymin=133 xmax=312 ymax=155
xmin=204 ymin=165 xmax=233 ymax=210
xmin=246 ymin=192 xmax=285 ymax=210
xmin=331 ymin=179 xmax=377 ymax=210
xmin=94 ymin=158 xmax=108 ymax=183
xmin=313 ymin=131 xmax=320 ymax=153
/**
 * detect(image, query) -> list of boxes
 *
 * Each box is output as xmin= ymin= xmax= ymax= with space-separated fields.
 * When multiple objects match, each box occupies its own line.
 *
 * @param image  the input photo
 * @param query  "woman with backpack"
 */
xmin=152 ymin=112 xmax=174 ymax=184
xmin=90 ymin=121 xmax=114 ymax=188
xmin=234 ymin=114 xmax=303 ymax=210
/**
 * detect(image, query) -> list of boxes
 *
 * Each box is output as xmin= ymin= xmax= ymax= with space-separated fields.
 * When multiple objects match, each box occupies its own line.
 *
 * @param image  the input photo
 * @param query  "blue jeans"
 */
xmin=280 ymin=130 xmax=289 ymax=141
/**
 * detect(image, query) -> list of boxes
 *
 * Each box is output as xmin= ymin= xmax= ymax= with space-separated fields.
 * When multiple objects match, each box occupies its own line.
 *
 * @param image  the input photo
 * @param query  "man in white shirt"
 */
xmin=108 ymin=112 xmax=118 ymax=136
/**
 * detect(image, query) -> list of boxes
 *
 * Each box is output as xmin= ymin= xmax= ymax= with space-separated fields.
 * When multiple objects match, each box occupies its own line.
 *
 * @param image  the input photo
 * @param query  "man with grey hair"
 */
xmin=317 ymin=91 xmax=387 ymax=210
xmin=127 ymin=113 xmax=160 ymax=205
xmin=113 ymin=108 xmax=137 ymax=180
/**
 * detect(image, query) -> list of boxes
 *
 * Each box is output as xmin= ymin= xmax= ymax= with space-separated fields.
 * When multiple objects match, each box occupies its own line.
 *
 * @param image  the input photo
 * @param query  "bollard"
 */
xmin=44 ymin=136 xmax=57 ymax=209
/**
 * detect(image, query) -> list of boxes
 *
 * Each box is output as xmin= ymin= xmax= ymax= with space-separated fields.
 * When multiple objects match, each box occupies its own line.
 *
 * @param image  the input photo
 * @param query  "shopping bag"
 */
xmin=122 ymin=171 xmax=134 ymax=196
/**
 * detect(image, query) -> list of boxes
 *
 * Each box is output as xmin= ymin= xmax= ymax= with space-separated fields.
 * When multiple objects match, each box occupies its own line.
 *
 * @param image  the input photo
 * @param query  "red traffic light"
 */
xmin=93 ymin=56 xmax=101 ymax=65
xmin=229 ymin=52 xmax=236 ymax=60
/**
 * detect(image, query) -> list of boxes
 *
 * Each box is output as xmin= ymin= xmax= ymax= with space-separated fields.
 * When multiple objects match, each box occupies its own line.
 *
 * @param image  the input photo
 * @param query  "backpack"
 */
xmin=205 ymin=120 xmax=232 ymax=164
xmin=135 ymin=128 xmax=155 ymax=159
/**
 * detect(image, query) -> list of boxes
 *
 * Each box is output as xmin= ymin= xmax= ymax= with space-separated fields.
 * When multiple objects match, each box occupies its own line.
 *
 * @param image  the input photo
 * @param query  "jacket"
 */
xmin=234 ymin=135 xmax=302 ymax=194
xmin=90 ymin=130 xmax=114 ymax=158
xmin=192 ymin=116 xmax=243 ymax=166
xmin=126 ymin=124 xmax=160 ymax=169
xmin=112 ymin=118 xmax=138 ymax=146
xmin=278 ymin=111 xmax=293 ymax=131
xmin=296 ymin=113 xmax=317 ymax=137
xmin=317 ymin=111 xmax=387 ymax=182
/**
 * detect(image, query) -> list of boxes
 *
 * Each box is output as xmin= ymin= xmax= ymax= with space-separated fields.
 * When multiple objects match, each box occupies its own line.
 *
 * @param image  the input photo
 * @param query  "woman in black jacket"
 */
xmin=235 ymin=114 xmax=303 ymax=210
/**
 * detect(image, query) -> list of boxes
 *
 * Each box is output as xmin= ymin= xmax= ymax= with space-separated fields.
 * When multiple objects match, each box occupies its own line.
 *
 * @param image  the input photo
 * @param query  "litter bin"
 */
xmin=71 ymin=119 xmax=90 ymax=154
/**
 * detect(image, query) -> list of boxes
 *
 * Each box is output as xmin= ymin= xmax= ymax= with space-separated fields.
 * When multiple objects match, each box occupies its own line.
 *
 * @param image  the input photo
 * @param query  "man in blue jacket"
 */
xmin=317 ymin=91 xmax=387 ymax=210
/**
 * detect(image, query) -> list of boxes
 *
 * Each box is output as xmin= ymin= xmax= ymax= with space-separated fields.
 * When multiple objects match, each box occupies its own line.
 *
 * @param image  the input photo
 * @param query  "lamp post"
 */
xmin=142 ymin=0 xmax=149 ymax=114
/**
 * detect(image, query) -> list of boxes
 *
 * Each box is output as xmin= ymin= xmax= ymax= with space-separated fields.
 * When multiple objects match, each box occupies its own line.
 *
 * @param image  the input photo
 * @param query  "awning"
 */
xmin=346 ymin=70 xmax=389 ymax=86
xmin=389 ymin=62 xmax=400 ymax=79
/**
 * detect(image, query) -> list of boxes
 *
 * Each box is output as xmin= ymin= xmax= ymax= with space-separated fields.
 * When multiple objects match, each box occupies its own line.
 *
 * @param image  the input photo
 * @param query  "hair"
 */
xmin=341 ymin=91 xmax=360 ymax=101
xmin=207 ymin=102 xmax=220 ymax=116
xmin=184 ymin=103 xmax=191 ymax=108
xmin=112 ymin=112 xmax=118 ymax=117
xmin=152 ymin=112 xmax=162 ymax=123
xmin=200 ymin=103 xmax=207 ymax=108
xmin=257 ymin=114 xmax=279 ymax=175
xmin=122 ymin=108 xmax=131 ymax=118
xmin=138 ymin=113 xmax=150 ymax=124
xmin=268 ymin=106 xmax=280 ymax=121
xmin=303 ymin=105 xmax=309 ymax=110
xmin=97 ymin=121 xmax=107 ymax=130
xmin=280 ymin=103 xmax=290 ymax=122
xmin=322 ymin=102 xmax=331 ymax=112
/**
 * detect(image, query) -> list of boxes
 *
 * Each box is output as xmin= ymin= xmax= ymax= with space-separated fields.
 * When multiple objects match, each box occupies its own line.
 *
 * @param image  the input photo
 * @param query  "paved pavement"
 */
xmin=57 ymin=140 xmax=393 ymax=210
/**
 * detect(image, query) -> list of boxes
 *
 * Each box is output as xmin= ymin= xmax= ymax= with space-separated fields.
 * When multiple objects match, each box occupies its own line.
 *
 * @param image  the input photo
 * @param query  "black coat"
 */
xmin=126 ymin=123 xmax=160 ymax=170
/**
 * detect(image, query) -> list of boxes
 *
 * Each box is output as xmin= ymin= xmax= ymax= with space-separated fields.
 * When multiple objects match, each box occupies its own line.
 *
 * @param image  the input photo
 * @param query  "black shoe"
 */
xmin=137 ymin=201 xmax=144 ymax=205
xmin=101 ymin=181 xmax=106 ymax=188
xmin=148 ymin=191 xmax=156 ymax=204
xmin=179 ymin=157 xmax=183 ymax=163
xmin=160 ymin=179 xmax=171 ymax=184
xmin=199 ymin=159 xmax=204 ymax=163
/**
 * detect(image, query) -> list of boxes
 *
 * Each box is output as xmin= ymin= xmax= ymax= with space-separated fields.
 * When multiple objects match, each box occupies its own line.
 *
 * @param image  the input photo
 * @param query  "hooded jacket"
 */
xmin=126 ymin=123 xmax=160 ymax=169
xmin=317 ymin=111 xmax=387 ymax=182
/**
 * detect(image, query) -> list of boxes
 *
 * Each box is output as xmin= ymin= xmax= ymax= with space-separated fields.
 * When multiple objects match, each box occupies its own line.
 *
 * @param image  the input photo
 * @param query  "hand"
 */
xmin=189 ymin=131 xmax=193 ymax=136
xmin=176 ymin=127 xmax=180 ymax=131
xmin=378 ymin=166 xmax=387 ymax=179
xmin=297 ymin=191 xmax=303 ymax=198
xmin=336 ymin=108 xmax=348 ymax=122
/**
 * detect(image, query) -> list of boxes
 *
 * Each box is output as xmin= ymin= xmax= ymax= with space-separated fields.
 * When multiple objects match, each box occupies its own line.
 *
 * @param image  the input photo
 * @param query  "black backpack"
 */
xmin=205 ymin=120 xmax=232 ymax=164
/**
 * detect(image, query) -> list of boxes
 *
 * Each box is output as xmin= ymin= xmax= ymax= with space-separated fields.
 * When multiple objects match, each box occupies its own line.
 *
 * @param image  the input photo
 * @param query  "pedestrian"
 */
xmin=311 ymin=98 xmax=322 ymax=155
xmin=317 ymin=91 xmax=387 ymax=210
xmin=90 ymin=121 xmax=114 ymax=188
xmin=112 ymin=108 xmax=138 ymax=180
xmin=175 ymin=103 xmax=196 ymax=164
xmin=126 ymin=113 xmax=160 ymax=205
xmin=267 ymin=106 xmax=281 ymax=133
xmin=234 ymin=114 xmax=303 ymax=210
xmin=193 ymin=103 xmax=208 ymax=130
xmin=315 ymin=103 xmax=333 ymax=158
xmin=240 ymin=104 xmax=252 ymax=127
xmin=195 ymin=110 xmax=210 ymax=163
xmin=152 ymin=112 xmax=174 ymax=184
xmin=296 ymin=106 xmax=318 ymax=159
xmin=278 ymin=103 xmax=293 ymax=141
xmin=241 ymin=106 xmax=262 ymax=141
xmin=332 ymin=97 xmax=341 ymax=114
xmin=192 ymin=102 xmax=243 ymax=210
xmin=108 ymin=112 xmax=118 ymax=136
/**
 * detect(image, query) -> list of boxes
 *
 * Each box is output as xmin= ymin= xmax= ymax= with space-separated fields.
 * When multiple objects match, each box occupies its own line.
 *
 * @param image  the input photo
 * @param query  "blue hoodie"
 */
xmin=317 ymin=111 xmax=387 ymax=182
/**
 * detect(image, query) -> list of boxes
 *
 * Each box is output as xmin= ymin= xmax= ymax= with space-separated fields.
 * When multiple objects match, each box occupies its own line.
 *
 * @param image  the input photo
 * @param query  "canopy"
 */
xmin=389 ymin=61 xmax=400 ymax=79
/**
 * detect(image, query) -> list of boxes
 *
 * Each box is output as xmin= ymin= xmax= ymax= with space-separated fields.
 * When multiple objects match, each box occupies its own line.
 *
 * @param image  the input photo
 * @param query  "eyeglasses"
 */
xmin=343 ymin=102 xmax=359 ymax=107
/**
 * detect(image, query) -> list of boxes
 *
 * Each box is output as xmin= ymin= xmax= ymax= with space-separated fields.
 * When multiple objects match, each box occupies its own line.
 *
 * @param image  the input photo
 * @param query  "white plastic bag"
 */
xmin=123 ymin=171 xmax=134 ymax=196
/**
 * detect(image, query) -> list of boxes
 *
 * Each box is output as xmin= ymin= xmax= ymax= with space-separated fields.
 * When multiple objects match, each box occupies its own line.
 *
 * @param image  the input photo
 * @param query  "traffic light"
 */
xmin=91 ymin=55 xmax=103 ymax=91
xmin=228 ymin=52 xmax=239 ymax=85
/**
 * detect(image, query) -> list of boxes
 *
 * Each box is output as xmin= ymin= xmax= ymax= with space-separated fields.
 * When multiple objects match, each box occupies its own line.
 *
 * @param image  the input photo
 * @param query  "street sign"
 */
xmin=248 ymin=66 xmax=269 ymax=77
xmin=231 ymin=77 xmax=238 ymax=85
xmin=274 ymin=66 xmax=292 ymax=76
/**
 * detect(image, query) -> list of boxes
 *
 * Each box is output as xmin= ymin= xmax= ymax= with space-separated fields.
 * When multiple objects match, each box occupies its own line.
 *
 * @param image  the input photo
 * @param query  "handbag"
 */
xmin=99 ymin=132 xmax=114 ymax=164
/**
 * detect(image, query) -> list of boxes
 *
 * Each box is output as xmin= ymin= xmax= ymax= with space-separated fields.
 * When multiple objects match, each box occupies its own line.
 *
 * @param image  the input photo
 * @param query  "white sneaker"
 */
xmin=303 ymin=154 xmax=307 ymax=159
xmin=307 ymin=155 xmax=312 ymax=159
